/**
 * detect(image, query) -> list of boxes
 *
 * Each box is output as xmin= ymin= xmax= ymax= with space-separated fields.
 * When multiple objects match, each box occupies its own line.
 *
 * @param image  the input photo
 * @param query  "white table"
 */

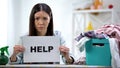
xmin=0 ymin=64 xmax=111 ymax=68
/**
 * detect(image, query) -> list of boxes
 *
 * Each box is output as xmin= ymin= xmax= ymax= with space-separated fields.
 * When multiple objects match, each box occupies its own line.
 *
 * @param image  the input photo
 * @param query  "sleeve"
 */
xmin=61 ymin=53 xmax=75 ymax=64
xmin=9 ymin=53 xmax=23 ymax=64
xmin=9 ymin=37 xmax=24 ymax=64
xmin=54 ymin=31 xmax=75 ymax=64
xmin=54 ymin=31 xmax=66 ymax=45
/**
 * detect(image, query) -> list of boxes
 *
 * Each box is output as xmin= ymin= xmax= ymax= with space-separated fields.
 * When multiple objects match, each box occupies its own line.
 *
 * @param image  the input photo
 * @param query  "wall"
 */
xmin=7 ymin=0 xmax=22 ymax=56
xmin=0 ymin=0 xmax=8 ymax=48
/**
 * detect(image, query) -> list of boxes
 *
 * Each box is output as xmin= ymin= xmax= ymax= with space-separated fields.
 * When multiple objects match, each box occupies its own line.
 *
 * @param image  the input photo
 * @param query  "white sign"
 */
xmin=21 ymin=36 xmax=60 ymax=63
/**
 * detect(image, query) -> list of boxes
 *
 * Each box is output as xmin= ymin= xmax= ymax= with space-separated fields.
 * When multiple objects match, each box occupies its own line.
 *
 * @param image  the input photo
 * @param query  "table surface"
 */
xmin=0 ymin=64 xmax=111 ymax=68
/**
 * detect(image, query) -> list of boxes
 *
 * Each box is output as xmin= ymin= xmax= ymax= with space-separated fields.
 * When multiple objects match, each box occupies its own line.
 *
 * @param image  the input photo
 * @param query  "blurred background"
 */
xmin=0 ymin=0 xmax=120 ymax=59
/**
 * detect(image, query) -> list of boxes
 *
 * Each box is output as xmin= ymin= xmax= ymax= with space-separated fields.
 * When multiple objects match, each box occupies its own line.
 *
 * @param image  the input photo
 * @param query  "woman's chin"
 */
xmin=38 ymin=29 xmax=45 ymax=32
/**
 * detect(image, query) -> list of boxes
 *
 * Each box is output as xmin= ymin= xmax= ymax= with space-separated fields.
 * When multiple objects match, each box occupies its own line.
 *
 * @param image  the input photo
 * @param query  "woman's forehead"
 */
xmin=34 ymin=11 xmax=49 ymax=17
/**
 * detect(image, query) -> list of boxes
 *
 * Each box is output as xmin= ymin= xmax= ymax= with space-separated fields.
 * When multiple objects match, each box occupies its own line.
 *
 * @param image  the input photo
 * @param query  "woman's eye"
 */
xmin=35 ymin=17 xmax=39 ymax=20
xmin=43 ymin=17 xmax=48 ymax=20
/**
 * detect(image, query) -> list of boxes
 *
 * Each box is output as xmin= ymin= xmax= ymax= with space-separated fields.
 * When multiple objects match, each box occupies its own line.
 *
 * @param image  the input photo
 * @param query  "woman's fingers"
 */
xmin=59 ymin=46 xmax=69 ymax=53
xmin=14 ymin=45 xmax=25 ymax=52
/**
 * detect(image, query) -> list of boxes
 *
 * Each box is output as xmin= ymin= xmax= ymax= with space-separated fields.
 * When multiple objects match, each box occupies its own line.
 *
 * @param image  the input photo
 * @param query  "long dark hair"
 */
xmin=29 ymin=3 xmax=54 ymax=36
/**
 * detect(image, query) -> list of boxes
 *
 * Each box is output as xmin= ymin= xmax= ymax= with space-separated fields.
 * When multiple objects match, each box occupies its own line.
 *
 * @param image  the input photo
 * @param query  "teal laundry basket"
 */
xmin=85 ymin=38 xmax=111 ymax=66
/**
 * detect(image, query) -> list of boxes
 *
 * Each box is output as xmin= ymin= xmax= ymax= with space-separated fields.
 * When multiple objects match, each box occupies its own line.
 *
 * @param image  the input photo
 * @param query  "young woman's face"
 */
xmin=34 ymin=11 xmax=50 ymax=33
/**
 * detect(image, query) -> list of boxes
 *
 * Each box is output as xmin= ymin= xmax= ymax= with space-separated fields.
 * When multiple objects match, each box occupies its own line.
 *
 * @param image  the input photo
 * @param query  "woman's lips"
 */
xmin=38 ymin=27 xmax=44 ymax=29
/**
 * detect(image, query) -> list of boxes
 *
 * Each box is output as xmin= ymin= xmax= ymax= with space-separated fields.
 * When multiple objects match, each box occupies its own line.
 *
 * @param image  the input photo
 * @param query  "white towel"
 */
xmin=109 ymin=38 xmax=120 ymax=68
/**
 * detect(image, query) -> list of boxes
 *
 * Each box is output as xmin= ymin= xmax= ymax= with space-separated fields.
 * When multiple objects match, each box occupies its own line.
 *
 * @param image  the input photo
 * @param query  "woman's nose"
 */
xmin=38 ymin=19 xmax=44 ymax=24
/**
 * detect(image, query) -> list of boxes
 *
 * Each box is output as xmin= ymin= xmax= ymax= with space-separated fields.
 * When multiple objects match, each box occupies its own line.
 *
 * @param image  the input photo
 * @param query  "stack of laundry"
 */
xmin=74 ymin=24 xmax=120 ymax=68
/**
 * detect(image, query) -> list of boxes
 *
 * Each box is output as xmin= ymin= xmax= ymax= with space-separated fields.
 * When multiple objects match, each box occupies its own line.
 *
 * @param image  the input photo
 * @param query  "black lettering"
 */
xmin=30 ymin=46 xmax=54 ymax=53
xmin=48 ymin=46 xmax=53 ymax=52
xmin=30 ymin=46 xmax=36 ymax=53
xmin=43 ymin=46 xmax=48 ymax=52
xmin=37 ymin=46 xmax=42 ymax=52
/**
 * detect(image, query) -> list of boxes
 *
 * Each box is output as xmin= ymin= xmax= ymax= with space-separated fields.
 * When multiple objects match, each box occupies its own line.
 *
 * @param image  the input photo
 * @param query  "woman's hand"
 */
xmin=59 ymin=45 xmax=73 ymax=64
xmin=59 ymin=45 xmax=69 ymax=57
xmin=13 ymin=45 xmax=25 ymax=55
xmin=10 ymin=45 xmax=25 ymax=62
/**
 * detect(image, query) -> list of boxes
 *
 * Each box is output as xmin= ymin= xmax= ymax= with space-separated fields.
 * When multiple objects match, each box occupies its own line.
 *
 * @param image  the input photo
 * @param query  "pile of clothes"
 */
xmin=74 ymin=24 xmax=120 ymax=67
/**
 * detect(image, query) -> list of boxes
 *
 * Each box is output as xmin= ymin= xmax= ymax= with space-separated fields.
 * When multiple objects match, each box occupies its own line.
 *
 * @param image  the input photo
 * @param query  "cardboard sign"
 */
xmin=21 ymin=36 xmax=60 ymax=63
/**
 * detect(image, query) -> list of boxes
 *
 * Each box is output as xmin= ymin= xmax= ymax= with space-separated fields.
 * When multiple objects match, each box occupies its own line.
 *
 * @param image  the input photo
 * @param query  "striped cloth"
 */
xmin=95 ymin=24 xmax=120 ymax=56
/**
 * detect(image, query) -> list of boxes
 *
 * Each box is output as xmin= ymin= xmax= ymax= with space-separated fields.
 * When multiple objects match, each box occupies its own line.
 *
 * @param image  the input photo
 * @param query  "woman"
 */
xmin=10 ymin=3 xmax=74 ymax=64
